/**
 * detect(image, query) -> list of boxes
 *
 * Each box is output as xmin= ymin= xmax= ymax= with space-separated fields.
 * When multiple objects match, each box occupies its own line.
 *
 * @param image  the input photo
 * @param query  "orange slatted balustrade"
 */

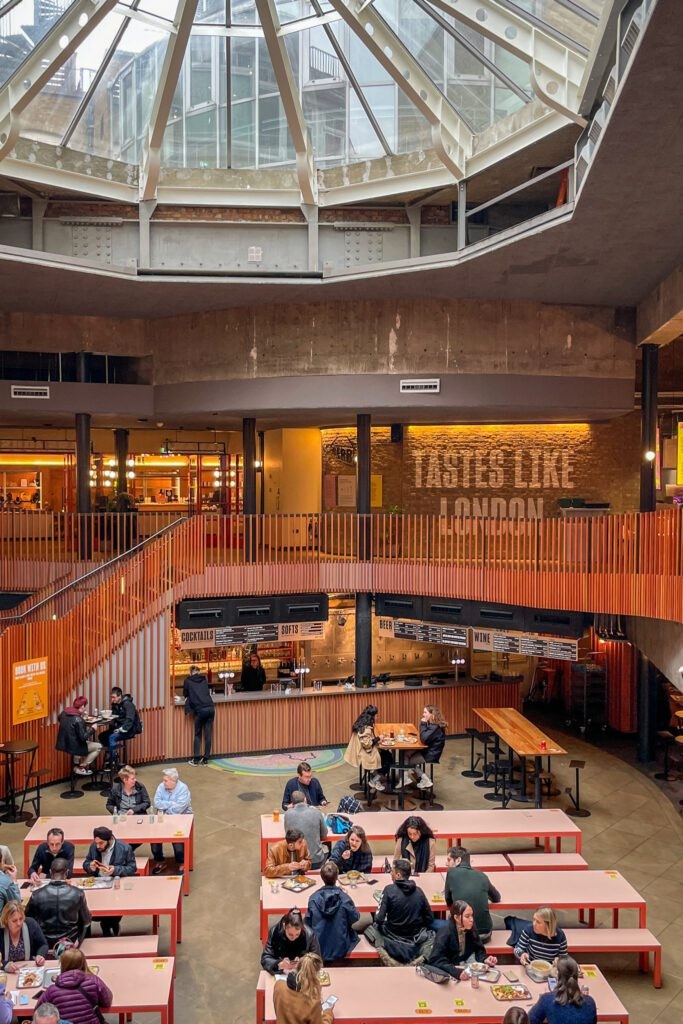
xmin=0 ymin=509 xmax=680 ymax=787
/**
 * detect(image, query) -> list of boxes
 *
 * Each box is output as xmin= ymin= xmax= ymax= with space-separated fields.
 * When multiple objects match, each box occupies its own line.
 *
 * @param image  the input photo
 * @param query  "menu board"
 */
xmin=179 ymin=621 xmax=325 ymax=649
xmin=378 ymin=618 xmax=468 ymax=647
xmin=472 ymin=629 xmax=579 ymax=661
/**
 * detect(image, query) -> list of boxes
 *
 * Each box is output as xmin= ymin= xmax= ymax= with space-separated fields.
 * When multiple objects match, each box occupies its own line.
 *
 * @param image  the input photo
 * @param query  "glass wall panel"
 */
xmin=231 ymin=0 xmax=258 ymax=25
xmin=0 ymin=0 xmax=76 ymax=86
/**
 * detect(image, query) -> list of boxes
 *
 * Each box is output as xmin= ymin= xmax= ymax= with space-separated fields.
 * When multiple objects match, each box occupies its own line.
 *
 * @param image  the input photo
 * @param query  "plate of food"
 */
xmin=468 ymin=962 xmax=489 ymax=976
xmin=491 ymin=984 xmax=533 ymax=1002
xmin=339 ymin=871 xmax=366 ymax=886
xmin=281 ymin=875 xmax=316 ymax=893
xmin=73 ymin=877 xmax=114 ymax=889
xmin=17 ymin=967 xmax=44 ymax=989
xmin=372 ymin=888 xmax=384 ymax=903
xmin=43 ymin=969 xmax=60 ymax=986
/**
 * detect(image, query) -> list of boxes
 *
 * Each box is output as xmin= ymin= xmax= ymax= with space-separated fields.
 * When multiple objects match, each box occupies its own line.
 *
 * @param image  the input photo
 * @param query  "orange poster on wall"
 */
xmin=12 ymin=657 xmax=48 ymax=726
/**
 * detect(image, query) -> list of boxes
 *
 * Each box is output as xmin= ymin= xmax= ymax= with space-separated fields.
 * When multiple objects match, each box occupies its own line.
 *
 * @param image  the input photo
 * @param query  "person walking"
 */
xmin=183 ymin=665 xmax=216 ymax=766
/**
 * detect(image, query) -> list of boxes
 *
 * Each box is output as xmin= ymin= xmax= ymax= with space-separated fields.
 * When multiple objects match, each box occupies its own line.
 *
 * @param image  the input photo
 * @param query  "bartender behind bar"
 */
xmin=239 ymin=651 xmax=267 ymax=692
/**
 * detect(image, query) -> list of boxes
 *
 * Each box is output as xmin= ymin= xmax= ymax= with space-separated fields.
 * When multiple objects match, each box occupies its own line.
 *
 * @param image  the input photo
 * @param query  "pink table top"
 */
xmin=24 ymin=814 xmax=193 ymax=845
xmin=257 ymin=965 xmax=629 ymax=1022
xmin=5 ymin=957 xmax=174 ymax=1016
xmin=494 ymin=870 xmax=645 ymax=911
xmin=22 ymin=876 xmax=182 ymax=914
xmin=261 ymin=872 xmax=446 ymax=915
xmin=261 ymin=807 xmax=581 ymax=843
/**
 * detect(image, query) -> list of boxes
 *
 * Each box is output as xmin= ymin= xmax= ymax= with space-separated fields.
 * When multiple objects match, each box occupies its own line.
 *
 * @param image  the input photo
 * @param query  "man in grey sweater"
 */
xmin=283 ymin=790 xmax=328 ymax=868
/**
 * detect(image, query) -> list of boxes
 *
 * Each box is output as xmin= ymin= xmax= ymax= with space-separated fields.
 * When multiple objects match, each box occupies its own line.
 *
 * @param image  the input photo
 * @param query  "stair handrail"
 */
xmin=0 ymin=516 xmax=189 ymax=624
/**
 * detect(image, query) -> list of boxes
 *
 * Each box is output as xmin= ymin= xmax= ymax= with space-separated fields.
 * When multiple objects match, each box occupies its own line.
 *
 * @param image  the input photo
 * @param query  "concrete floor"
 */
xmin=3 ymin=731 xmax=682 ymax=1024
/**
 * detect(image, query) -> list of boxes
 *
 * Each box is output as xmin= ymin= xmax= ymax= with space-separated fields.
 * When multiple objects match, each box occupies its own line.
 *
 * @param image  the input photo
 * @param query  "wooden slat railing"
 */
xmin=2 ymin=508 xmax=679 ymax=787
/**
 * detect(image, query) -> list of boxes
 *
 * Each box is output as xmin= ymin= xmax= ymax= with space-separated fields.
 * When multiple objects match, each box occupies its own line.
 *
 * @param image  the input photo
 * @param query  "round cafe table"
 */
xmin=0 ymin=738 xmax=38 ymax=823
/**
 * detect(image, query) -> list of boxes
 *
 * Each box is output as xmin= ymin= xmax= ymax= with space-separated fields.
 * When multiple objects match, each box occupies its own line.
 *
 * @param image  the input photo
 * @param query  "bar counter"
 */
xmin=171 ymin=677 xmax=522 ymax=758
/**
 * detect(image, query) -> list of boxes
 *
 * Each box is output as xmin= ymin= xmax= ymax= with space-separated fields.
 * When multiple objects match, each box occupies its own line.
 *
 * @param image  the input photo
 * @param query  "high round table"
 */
xmin=0 ymin=738 xmax=38 ymax=823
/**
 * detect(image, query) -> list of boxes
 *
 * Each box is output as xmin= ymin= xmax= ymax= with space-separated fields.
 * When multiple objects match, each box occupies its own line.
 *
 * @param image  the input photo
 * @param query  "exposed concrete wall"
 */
xmin=0 ymin=298 xmax=635 ymax=388
xmin=637 ymin=263 xmax=683 ymax=345
xmin=625 ymin=616 xmax=683 ymax=691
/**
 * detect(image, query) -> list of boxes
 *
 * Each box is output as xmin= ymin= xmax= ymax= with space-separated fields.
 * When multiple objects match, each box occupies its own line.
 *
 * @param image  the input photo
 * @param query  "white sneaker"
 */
xmin=74 ymin=766 xmax=93 ymax=776
xmin=369 ymin=775 xmax=385 ymax=792
xmin=417 ymin=775 xmax=433 ymax=789
xmin=394 ymin=775 xmax=407 ymax=789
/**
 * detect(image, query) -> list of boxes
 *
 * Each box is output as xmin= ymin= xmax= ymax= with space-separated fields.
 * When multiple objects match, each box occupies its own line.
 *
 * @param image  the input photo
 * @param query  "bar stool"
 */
xmin=485 ymin=758 xmax=514 ymax=803
xmin=654 ymin=731 xmax=675 ymax=781
xmin=418 ymin=762 xmax=444 ymax=812
xmin=474 ymin=733 xmax=499 ymax=790
xmin=461 ymin=728 xmax=484 ymax=779
xmin=61 ymin=760 xmax=85 ymax=801
xmin=20 ymin=767 xmax=51 ymax=824
xmin=565 ymin=759 xmax=590 ymax=818
xmin=0 ymin=739 xmax=39 ymax=823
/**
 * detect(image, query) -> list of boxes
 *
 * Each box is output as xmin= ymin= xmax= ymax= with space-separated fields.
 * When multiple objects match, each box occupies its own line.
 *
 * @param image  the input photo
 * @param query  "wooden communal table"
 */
xmin=23 ymin=814 xmax=194 ymax=895
xmin=256 ymin=965 xmax=629 ymax=1023
xmin=21 ymin=876 xmax=183 ymax=956
xmin=474 ymin=706 xmax=567 ymax=808
xmin=6 ymin=957 xmax=175 ymax=1024
xmin=260 ymin=807 xmax=582 ymax=870
xmin=376 ymin=721 xmax=426 ymax=811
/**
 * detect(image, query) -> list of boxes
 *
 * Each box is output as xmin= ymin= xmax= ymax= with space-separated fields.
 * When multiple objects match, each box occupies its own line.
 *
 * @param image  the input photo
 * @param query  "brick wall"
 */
xmin=321 ymin=414 xmax=641 ymax=516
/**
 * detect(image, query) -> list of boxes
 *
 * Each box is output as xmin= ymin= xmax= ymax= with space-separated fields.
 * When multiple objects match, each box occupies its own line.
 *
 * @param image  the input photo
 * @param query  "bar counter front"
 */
xmin=172 ymin=677 xmax=522 ymax=758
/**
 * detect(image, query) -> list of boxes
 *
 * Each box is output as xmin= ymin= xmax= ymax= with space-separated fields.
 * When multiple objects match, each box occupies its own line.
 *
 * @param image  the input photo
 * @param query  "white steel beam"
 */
xmin=327 ymin=0 xmax=472 ymax=178
xmin=139 ymin=0 xmax=199 ymax=202
xmin=0 ymin=0 xmax=120 ymax=162
xmin=255 ymin=0 xmax=316 ymax=205
xmin=427 ymin=0 xmax=588 ymax=125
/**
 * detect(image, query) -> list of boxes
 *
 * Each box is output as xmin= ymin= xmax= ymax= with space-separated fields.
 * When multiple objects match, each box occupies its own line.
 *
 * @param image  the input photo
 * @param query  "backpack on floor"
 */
xmin=337 ymin=795 xmax=362 ymax=814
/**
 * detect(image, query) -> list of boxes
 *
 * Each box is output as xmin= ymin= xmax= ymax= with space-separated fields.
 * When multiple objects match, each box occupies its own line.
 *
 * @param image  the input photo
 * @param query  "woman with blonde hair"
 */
xmin=0 ymin=900 xmax=48 ymax=971
xmin=514 ymin=907 xmax=567 ymax=965
xmin=273 ymin=951 xmax=334 ymax=1024
xmin=396 ymin=705 xmax=447 ymax=791
xmin=36 ymin=949 xmax=112 ymax=1024
xmin=0 ymin=848 xmax=20 ymax=912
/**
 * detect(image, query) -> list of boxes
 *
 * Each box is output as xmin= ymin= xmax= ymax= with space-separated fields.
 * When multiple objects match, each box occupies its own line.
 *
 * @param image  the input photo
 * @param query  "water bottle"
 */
xmin=112 ymin=812 xmax=119 ymax=825
xmin=384 ymin=857 xmax=391 ymax=873
xmin=113 ymin=876 xmax=121 ymax=890
xmin=148 ymin=806 xmax=155 ymax=824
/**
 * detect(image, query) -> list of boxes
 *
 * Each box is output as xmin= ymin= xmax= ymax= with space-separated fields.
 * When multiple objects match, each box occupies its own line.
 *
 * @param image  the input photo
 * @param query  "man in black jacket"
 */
xmin=183 ymin=665 xmax=215 ymax=766
xmin=444 ymin=846 xmax=501 ymax=941
xmin=25 ymin=858 xmax=91 ymax=950
xmin=55 ymin=696 xmax=101 ymax=776
xmin=370 ymin=859 xmax=436 ymax=964
xmin=99 ymin=687 xmax=140 ymax=765
xmin=28 ymin=828 xmax=76 ymax=883
xmin=83 ymin=826 xmax=138 ymax=937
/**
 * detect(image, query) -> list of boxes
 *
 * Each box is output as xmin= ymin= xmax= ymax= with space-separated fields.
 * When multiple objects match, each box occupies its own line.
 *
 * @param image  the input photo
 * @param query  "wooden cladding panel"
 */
xmin=171 ymin=682 xmax=522 ymax=760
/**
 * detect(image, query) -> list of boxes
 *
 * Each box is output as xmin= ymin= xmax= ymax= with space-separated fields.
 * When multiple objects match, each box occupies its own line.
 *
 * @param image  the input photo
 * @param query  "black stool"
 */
xmin=462 ymin=728 xmax=483 ymax=779
xmin=565 ymin=759 xmax=590 ymax=818
xmin=474 ymin=734 xmax=499 ymax=789
xmin=485 ymin=759 xmax=513 ymax=803
xmin=419 ymin=763 xmax=444 ymax=812
xmin=654 ymin=731 xmax=675 ymax=781
xmin=61 ymin=760 xmax=85 ymax=801
xmin=20 ymin=768 xmax=51 ymax=824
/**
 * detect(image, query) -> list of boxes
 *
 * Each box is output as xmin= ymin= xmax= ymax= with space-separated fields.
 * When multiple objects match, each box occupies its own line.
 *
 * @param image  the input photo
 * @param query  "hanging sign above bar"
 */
xmin=178 ymin=621 xmax=326 ymax=649
xmin=471 ymin=628 xmax=579 ymax=661
xmin=378 ymin=618 xmax=469 ymax=647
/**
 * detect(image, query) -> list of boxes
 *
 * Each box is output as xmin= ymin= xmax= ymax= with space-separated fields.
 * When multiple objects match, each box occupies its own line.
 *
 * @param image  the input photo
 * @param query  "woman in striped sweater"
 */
xmin=514 ymin=907 xmax=567 ymax=965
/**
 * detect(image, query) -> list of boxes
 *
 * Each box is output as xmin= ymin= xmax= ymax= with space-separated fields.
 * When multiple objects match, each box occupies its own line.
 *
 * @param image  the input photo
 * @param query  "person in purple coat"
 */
xmin=36 ymin=950 xmax=112 ymax=1024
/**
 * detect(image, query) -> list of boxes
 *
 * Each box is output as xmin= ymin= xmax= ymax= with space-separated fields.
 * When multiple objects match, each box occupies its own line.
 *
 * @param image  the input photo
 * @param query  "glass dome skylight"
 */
xmin=0 ymin=0 xmax=608 ymax=203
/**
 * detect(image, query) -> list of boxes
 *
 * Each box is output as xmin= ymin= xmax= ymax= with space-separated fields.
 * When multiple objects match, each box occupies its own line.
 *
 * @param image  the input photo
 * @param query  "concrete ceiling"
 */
xmin=0 ymin=0 xmax=679 ymax=318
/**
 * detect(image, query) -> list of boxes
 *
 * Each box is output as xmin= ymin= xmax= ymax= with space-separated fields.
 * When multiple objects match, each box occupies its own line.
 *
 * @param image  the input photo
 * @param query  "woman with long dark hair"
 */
xmin=344 ymin=704 xmax=389 ymax=792
xmin=329 ymin=825 xmax=373 ymax=874
xmin=393 ymin=816 xmax=436 ymax=873
xmin=528 ymin=955 xmax=597 ymax=1024
xmin=425 ymin=900 xmax=497 ymax=980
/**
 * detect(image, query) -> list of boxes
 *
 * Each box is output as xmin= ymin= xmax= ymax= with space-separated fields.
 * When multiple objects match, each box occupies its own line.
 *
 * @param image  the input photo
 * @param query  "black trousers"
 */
xmin=194 ymin=707 xmax=215 ymax=758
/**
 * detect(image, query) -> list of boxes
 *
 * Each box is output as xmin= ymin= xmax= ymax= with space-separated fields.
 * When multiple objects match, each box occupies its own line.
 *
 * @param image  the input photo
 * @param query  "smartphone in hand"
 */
xmin=322 ymin=995 xmax=338 ymax=1010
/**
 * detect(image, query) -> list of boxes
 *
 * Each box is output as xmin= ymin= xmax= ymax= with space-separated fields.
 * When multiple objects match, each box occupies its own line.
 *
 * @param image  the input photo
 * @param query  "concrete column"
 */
xmin=637 ymin=652 xmax=657 ymax=762
xmin=114 ymin=428 xmax=129 ymax=496
xmin=639 ymin=343 xmax=658 ymax=512
xmin=355 ymin=414 xmax=372 ymax=687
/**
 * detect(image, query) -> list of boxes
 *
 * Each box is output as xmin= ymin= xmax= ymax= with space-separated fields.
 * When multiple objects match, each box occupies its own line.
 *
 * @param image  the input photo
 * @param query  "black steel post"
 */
xmin=355 ymin=414 xmax=372 ymax=687
xmin=637 ymin=653 xmax=657 ymax=762
xmin=114 ymin=428 xmax=129 ymax=497
xmin=639 ymin=343 xmax=658 ymax=513
xmin=75 ymin=353 xmax=91 ymax=560
xmin=243 ymin=417 xmax=257 ymax=562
